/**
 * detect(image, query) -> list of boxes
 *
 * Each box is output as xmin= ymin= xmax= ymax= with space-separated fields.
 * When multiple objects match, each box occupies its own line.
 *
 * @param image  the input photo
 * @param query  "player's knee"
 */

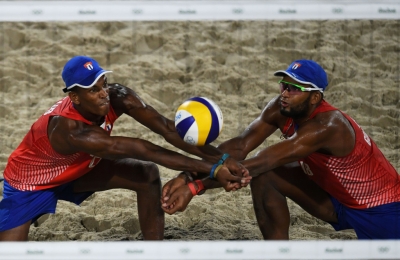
xmin=144 ymin=163 xmax=160 ymax=184
xmin=130 ymin=161 xmax=160 ymax=187
xmin=250 ymin=172 xmax=273 ymax=191
xmin=250 ymin=172 xmax=283 ymax=205
xmin=122 ymin=159 xmax=160 ymax=186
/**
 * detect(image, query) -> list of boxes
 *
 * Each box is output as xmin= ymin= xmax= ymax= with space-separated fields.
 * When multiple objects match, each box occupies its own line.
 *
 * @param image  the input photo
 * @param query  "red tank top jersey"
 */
xmin=282 ymin=100 xmax=400 ymax=209
xmin=4 ymin=97 xmax=119 ymax=191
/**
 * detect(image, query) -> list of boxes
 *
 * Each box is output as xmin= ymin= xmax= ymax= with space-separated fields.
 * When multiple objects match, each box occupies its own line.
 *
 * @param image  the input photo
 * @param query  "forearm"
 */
xmin=217 ymin=137 xmax=249 ymax=161
xmin=163 ymin=131 xmax=224 ymax=163
xmin=241 ymin=156 xmax=268 ymax=177
xmin=200 ymin=177 xmax=222 ymax=189
xmin=98 ymin=137 xmax=215 ymax=174
xmin=241 ymin=144 xmax=297 ymax=177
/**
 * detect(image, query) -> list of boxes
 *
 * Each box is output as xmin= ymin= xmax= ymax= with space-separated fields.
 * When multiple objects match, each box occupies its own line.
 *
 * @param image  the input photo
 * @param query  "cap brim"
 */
xmin=77 ymin=70 xmax=112 ymax=89
xmin=274 ymin=70 xmax=323 ymax=92
xmin=63 ymin=70 xmax=112 ymax=93
xmin=274 ymin=70 xmax=289 ymax=77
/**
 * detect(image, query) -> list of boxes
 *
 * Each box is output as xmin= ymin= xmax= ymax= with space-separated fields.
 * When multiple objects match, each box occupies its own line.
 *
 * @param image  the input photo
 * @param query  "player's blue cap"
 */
xmin=62 ymin=56 xmax=112 ymax=93
xmin=274 ymin=59 xmax=328 ymax=93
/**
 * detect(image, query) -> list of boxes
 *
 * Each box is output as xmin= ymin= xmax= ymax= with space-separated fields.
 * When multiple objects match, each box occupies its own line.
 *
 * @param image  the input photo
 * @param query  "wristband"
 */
xmin=213 ymin=165 xmax=223 ymax=179
xmin=218 ymin=153 xmax=230 ymax=165
xmin=194 ymin=179 xmax=205 ymax=192
xmin=187 ymin=182 xmax=197 ymax=196
xmin=188 ymin=180 xmax=205 ymax=196
xmin=209 ymin=163 xmax=218 ymax=179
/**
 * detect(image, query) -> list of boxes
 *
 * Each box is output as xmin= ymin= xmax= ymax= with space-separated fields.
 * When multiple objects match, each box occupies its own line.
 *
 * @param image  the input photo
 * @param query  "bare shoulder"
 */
xmin=260 ymin=96 xmax=284 ymax=124
xmin=48 ymin=116 xmax=103 ymax=154
xmin=313 ymin=110 xmax=351 ymax=130
xmin=48 ymin=115 xmax=84 ymax=136
xmin=108 ymin=83 xmax=131 ymax=98
xmin=108 ymin=83 xmax=146 ymax=115
xmin=264 ymin=95 xmax=281 ymax=111
xmin=48 ymin=115 xmax=84 ymax=153
xmin=306 ymin=110 xmax=355 ymax=156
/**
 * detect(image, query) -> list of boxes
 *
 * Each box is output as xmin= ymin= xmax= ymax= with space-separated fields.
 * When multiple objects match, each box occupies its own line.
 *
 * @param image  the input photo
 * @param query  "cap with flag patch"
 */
xmin=274 ymin=59 xmax=328 ymax=93
xmin=61 ymin=56 xmax=112 ymax=93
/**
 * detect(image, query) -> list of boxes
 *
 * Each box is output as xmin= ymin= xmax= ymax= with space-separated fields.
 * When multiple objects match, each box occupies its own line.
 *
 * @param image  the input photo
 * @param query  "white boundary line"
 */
xmin=0 ymin=1 xmax=399 ymax=21
xmin=0 ymin=240 xmax=399 ymax=260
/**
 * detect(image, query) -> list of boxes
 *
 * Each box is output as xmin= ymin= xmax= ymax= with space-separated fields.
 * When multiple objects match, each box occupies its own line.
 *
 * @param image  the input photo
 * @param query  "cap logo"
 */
xmin=291 ymin=63 xmax=301 ymax=70
xmin=84 ymin=61 xmax=94 ymax=70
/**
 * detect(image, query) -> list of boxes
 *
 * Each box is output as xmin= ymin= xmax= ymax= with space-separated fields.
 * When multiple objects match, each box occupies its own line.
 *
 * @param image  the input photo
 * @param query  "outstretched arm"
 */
xmin=242 ymin=118 xmax=337 ymax=177
xmin=48 ymin=105 xmax=245 ymax=194
xmin=109 ymin=83 xmax=255 ymax=182
xmin=109 ymin=84 xmax=228 ymax=163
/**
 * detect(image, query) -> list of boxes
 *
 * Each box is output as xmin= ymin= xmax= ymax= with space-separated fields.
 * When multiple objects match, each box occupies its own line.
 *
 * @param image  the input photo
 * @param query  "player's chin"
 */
xmin=97 ymin=104 xmax=110 ymax=116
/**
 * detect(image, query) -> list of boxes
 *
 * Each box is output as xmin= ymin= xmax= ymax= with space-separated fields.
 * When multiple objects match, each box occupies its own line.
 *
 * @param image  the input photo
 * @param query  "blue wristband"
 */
xmin=210 ymin=164 xmax=218 ymax=179
xmin=218 ymin=153 xmax=230 ymax=165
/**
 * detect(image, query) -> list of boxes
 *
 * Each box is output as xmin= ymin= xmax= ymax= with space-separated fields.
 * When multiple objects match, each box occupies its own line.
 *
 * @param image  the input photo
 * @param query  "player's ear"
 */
xmin=311 ymin=91 xmax=323 ymax=105
xmin=68 ymin=91 xmax=80 ymax=105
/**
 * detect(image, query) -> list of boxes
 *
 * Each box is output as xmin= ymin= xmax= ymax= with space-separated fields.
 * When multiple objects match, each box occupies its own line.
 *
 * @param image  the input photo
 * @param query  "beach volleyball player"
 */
xmin=162 ymin=59 xmax=400 ymax=239
xmin=0 ymin=56 xmax=250 ymax=241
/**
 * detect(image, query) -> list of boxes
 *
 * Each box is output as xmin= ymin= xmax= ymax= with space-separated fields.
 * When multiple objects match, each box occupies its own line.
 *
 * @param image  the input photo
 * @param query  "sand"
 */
xmin=0 ymin=20 xmax=399 ymax=241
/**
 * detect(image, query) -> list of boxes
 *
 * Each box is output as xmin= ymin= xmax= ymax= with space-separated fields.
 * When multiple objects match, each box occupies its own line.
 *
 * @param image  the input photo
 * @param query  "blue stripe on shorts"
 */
xmin=328 ymin=196 xmax=400 ymax=239
xmin=0 ymin=180 xmax=93 ymax=232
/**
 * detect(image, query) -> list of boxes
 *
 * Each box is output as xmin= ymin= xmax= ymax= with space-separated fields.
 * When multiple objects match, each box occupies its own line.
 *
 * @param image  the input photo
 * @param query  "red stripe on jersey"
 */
xmin=4 ymin=97 xmax=119 ymax=191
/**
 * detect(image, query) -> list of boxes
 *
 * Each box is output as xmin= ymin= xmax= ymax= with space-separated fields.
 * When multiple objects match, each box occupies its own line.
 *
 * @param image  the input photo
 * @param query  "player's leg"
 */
xmin=73 ymin=158 xmax=164 ymax=240
xmin=0 ymin=179 xmax=60 ymax=241
xmin=250 ymin=162 xmax=337 ymax=240
xmin=0 ymin=221 xmax=31 ymax=241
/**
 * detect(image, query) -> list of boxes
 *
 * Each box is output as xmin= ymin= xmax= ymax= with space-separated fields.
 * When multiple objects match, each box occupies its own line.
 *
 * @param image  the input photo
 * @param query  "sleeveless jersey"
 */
xmin=4 ymin=97 xmax=119 ymax=191
xmin=281 ymin=100 xmax=400 ymax=209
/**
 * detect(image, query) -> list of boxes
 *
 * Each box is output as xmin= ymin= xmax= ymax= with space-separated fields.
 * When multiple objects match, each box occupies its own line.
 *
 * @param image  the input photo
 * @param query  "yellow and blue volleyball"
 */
xmin=175 ymin=97 xmax=223 ymax=146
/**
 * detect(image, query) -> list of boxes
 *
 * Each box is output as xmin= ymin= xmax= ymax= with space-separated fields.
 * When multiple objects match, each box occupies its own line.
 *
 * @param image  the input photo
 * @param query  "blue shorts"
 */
xmin=0 ymin=180 xmax=93 ymax=232
xmin=329 ymin=196 xmax=400 ymax=239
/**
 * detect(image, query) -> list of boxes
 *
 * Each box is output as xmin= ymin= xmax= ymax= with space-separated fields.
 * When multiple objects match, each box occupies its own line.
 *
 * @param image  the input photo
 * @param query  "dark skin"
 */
xmin=162 ymin=76 xmax=357 ymax=239
xmin=0 ymin=75 xmax=250 ymax=241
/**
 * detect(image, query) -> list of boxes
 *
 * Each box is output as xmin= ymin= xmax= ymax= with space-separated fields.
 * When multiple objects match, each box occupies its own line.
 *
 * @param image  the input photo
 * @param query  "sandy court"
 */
xmin=0 ymin=20 xmax=399 ymax=241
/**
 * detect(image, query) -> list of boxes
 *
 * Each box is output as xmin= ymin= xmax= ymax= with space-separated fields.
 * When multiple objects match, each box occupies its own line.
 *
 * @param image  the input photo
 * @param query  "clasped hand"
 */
xmin=161 ymin=162 xmax=251 ymax=215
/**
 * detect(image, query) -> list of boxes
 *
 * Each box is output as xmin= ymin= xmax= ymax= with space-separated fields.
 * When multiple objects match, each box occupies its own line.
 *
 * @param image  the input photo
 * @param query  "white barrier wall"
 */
xmin=0 ymin=1 xmax=399 ymax=21
xmin=0 ymin=2 xmax=399 ymax=260
xmin=0 ymin=240 xmax=399 ymax=260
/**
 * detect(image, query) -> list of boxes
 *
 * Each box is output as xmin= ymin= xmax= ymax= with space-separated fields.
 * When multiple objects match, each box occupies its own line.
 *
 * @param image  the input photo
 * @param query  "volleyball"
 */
xmin=175 ymin=97 xmax=223 ymax=146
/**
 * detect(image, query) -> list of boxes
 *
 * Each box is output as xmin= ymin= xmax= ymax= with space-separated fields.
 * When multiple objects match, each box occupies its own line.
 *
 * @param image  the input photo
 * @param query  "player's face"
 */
xmin=75 ymin=76 xmax=110 ymax=118
xmin=279 ymin=77 xmax=313 ymax=119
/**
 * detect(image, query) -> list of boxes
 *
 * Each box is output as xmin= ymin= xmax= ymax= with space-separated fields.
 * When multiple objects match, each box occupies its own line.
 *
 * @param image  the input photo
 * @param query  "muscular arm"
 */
xmin=242 ymin=111 xmax=353 ymax=177
xmin=109 ymin=84 xmax=224 ymax=163
xmin=219 ymin=96 xmax=281 ymax=160
xmin=48 ymin=115 xmax=214 ymax=174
